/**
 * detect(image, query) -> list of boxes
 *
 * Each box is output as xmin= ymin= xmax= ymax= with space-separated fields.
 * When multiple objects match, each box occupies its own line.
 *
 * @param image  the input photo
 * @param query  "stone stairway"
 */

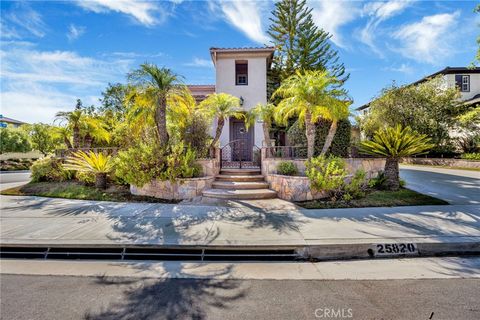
xmin=202 ymin=168 xmax=277 ymax=200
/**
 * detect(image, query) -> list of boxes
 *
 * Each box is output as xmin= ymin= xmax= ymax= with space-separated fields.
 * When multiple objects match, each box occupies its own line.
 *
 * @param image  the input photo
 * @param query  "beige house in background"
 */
xmin=188 ymin=47 xmax=275 ymax=150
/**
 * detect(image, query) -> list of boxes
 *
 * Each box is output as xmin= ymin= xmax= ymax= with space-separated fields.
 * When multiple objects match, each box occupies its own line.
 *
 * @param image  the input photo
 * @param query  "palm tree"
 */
xmin=273 ymin=70 xmax=350 ymax=158
xmin=54 ymin=126 xmax=73 ymax=149
xmin=55 ymin=109 xmax=83 ymax=148
xmin=360 ymin=125 xmax=434 ymax=190
xmin=198 ymin=93 xmax=243 ymax=150
xmin=63 ymin=151 xmax=114 ymax=189
xmin=249 ymin=103 xmax=276 ymax=147
xmin=128 ymin=63 xmax=183 ymax=147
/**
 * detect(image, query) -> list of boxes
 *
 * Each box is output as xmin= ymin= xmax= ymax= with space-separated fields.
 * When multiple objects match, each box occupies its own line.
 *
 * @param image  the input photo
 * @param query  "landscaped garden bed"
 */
xmin=1 ymin=181 xmax=177 ymax=203
xmin=297 ymin=188 xmax=448 ymax=209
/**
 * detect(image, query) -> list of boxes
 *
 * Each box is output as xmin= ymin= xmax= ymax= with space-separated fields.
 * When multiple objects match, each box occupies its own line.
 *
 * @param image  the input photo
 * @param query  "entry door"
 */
xmin=231 ymin=119 xmax=253 ymax=161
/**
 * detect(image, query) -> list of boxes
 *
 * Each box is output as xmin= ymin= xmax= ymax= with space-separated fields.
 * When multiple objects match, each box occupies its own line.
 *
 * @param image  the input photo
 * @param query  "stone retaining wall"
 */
xmin=130 ymin=176 xmax=215 ymax=200
xmin=401 ymin=157 xmax=480 ymax=169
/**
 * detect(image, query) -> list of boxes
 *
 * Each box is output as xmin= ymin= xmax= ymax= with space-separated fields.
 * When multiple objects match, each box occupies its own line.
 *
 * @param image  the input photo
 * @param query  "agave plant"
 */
xmin=63 ymin=151 xmax=114 ymax=189
xmin=360 ymin=125 xmax=434 ymax=190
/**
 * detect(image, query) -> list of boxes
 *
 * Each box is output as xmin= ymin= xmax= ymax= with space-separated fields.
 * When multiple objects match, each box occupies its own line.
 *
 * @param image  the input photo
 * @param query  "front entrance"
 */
xmin=220 ymin=118 xmax=260 ymax=168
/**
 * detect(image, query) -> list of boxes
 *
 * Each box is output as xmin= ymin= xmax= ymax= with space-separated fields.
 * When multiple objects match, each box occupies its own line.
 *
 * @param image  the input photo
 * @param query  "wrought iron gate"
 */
xmin=221 ymin=139 xmax=261 ymax=169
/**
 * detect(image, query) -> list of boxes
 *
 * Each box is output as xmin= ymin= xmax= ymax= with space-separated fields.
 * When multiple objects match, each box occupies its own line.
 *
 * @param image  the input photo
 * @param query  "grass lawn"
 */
xmin=1 ymin=181 xmax=178 ymax=203
xmin=297 ymin=188 xmax=448 ymax=209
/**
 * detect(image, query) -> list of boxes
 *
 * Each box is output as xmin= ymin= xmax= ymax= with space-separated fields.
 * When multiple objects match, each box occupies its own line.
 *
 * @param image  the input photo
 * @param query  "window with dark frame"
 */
xmin=455 ymin=74 xmax=470 ymax=92
xmin=235 ymin=61 xmax=248 ymax=85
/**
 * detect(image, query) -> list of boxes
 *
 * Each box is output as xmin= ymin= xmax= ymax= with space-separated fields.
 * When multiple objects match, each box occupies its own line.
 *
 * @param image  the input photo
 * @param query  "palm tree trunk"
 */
xmin=73 ymin=126 xmax=80 ymax=149
xmin=83 ymin=134 xmax=93 ymax=149
xmin=384 ymin=157 xmax=400 ymax=191
xmin=263 ymin=120 xmax=272 ymax=147
xmin=64 ymin=136 xmax=73 ymax=149
xmin=320 ymin=120 xmax=338 ymax=156
xmin=210 ymin=117 xmax=225 ymax=150
xmin=155 ymin=95 xmax=169 ymax=147
xmin=95 ymin=173 xmax=107 ymax=189
xmin=305 ymin=111 xmax=315 ymax=159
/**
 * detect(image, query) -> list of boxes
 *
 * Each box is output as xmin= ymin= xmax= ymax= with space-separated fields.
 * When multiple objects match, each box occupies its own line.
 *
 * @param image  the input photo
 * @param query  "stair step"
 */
xmin=203 ymin=188 xmax=277 ymax=200
xmin=215 ymin=175 xmax=265 ymax=182
xmin=220 ymin=169 xmax=261 ymax=176
xmin=212 ymin=181 xmax=269 ymax=190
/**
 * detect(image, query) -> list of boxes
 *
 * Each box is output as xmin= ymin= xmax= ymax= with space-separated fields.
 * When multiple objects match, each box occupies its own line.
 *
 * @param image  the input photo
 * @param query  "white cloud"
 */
xmin=383 ymin=63 xmax=414 ymax=74
xmin=184 ymin=58 xmax=212 ymax=68
xmin=213 ymin=0 xmax=270 ymax=44
xmin=359 ymin=0 xmax=413 ymax=55
xmin=67 ymin=24 xmax=86 ymax=41
xmin=75 ymin=0 xmax=166 ymax=26
xmin=309 ymin=0 xmax=359 ymax=48
xmin=0 ymin=43 xmax=133 ymax=123
xmin=2 ymin=3 xmax=47 ymax=38
xmin=392 ymin=11 xmax=460 ymax=64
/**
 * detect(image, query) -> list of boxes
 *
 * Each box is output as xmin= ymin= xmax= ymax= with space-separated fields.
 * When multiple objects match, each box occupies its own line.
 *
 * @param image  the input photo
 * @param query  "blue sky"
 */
xmin=1 ymin=0 xmax=478 ymax=123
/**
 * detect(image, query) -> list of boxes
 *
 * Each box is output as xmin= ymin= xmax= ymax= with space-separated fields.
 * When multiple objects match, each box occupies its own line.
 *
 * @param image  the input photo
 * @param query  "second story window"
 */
xmin=235 ymin=61 xmax=248 ymax=85
xmin=455 ymin=75 xmax=470 ymax=92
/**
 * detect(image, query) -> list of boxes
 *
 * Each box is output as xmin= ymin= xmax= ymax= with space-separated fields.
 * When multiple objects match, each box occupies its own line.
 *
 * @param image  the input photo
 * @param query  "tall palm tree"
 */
xmin=249 ymin=103 xmax=276 ymax=147
xmin=360 ymin=125 xmax=434 ymax=190
xmin=128 ymin=63 xmax=183 ymax=147
xmin=55 ymin=109 xmax=83 ymax=148
xmin=198 ymin=93 xmax=243 ymax=150
xmin=273 ymin=70 xmax=350 ymax=158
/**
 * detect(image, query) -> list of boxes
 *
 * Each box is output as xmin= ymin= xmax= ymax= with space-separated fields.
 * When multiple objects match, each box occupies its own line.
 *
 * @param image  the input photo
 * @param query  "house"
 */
xmin=189 ymin=47 xmax=275 ymax=153
xmin=357 ymin=67 xmax=480 ymax=113
xmin=0 ymin=115 xmax=26 ymax=128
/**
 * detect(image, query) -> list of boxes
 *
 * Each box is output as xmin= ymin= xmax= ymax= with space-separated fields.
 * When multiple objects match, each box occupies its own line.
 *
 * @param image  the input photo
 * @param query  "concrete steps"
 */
xmin=202 ymin=188 xmax=277 ymax=199
xmin=203 ymin=168 xmax=277 ymax=200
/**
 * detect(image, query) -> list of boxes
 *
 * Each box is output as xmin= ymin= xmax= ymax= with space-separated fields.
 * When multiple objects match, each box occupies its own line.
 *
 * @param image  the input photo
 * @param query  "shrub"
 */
xmin=0 ymin=127 xmax=31 ymax=154
xmin=115 ymin=143 xmax=166 ymax=187
xmin=461 ymin=153 xmax=480 ymax=160
xmin=31 ymin=157 xmax=73 ymax=182
xmin=368 ymin=171 xmax=388 ymax=190
xmin=161 ymin=143 xmax=202 ymax=180
xmin=305 ymin=155 xmax=347 ymax=195
xmin=75 ymin=171 xmax=96 ymax=185
xmin=343 ymin=169 xmax=367 ymax=200
xmin=277 ymin=161 xmax=298 ymax=176
xmin=287 ymin=119 xmax=351 ymax=157
xmin=182 ymin=112 xmax=212 ymax=158
xmin=63 ymin=151 xmax=115 ymax=189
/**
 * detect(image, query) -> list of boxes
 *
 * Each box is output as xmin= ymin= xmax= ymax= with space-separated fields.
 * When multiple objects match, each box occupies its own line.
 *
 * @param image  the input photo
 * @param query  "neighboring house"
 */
xmin=357 ymin=67 xmax=480 ymax=113
xmin=188 ymin=47 xmax=275 ymax=151
xmin=0 ymin=115 xmax=26 ymax=128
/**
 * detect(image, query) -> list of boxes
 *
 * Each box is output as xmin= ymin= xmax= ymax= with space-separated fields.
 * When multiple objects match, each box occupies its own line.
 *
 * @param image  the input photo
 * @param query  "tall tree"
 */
xmin=273 ymin=70 xmax=350 ymax=158
xmin=268 ymin=0 xmax=348 ymax=89
xmin=128 ymin=64 xmax=183 ymax=147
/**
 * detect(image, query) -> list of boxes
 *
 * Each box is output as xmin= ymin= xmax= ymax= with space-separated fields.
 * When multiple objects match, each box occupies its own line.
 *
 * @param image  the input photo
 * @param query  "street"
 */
xmin=0 ymin=171 xmax=30 ymax=191
xmin=1 ymin=273 xmax=479 ymax=320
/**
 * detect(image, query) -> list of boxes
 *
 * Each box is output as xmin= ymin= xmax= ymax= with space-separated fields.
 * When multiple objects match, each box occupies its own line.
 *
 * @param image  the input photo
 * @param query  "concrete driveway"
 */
xmin=400 ymin=165 xmax=480 ymax=205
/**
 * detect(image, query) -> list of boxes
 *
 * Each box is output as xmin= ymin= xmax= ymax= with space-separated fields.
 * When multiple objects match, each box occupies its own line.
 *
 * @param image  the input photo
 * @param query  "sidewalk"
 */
xmin=2 ymin=195 xmax=479 ymax=251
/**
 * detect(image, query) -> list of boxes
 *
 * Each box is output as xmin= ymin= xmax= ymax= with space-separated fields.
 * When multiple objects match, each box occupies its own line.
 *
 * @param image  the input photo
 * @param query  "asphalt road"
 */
xmin=400 ymin=165 xmax=480 ymax=205
xmin=1 ymin=274 xmax=479 ymax=320
xmin=0 ymin=171 xmax=30 ymax=191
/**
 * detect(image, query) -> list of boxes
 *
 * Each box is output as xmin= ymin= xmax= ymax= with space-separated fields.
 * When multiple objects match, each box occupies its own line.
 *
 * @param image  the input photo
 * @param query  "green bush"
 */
xmin=344 ymin=169 xmax=367 ymax=200
xmin=277 ymin=161 xmax=298 ymax=176
xmin=368 ymin=171 xmax=388 ymax=190
xmin=182 ymin=112 xmax=212 ymax=158
xmin=461 ymin=153 xmax=480 ymax=160
xmin=115 ymin=143 xmax=166 ymax=187
xmin=305 ymin=155 xmax=347 ymax=194
xmin=31 ymin=157 xmax=74 ymax=182
xmin=287 ymin=119 xmax=351 ymax=157
xmin=161 ymin=143 xmax=202 ymax=180
xmin=75 ymin=171 xmax=96 ymax=185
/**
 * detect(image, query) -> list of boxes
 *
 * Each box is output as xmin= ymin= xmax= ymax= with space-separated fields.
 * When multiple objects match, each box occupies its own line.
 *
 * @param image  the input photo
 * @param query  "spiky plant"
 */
xmin=63 ymin=151 xmax=114 ymax=189
xmin=360 ymin=125 xmax=434 ymax=190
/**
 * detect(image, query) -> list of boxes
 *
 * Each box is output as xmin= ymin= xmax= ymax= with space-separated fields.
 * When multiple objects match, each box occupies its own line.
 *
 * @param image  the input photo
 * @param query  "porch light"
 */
xmin=239 ymin=96 xmax=244 ymax=106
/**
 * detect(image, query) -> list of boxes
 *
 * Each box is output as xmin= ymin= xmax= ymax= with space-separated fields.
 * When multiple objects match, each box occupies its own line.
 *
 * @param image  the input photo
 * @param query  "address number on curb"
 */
xmin=372 ymin=243 xmax=418 ymax=256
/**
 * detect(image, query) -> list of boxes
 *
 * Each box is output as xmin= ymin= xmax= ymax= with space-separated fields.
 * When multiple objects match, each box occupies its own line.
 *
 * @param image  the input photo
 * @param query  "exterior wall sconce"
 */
xmin=239 ymin=96 xmax=244 ymax=106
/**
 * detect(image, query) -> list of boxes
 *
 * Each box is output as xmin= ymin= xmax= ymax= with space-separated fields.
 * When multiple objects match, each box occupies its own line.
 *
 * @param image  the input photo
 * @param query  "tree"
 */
xmin=268 ymin=0 xmax=348 ymax=91
xmin=55 ymin=109 xmax=83 ymax=148
xmin=474 ymin=4 xmax=480 ymax=66
xmin=250 ymin=103 xmax=276 ymax=147
xmin=63 ymin=151 xmax=114 ymax=189
xmin=273 ymin=70 xmax=350 ymax=158
xmin=98 ymin=83 xmax=133 ymax=120
xmin=358 ymin=76 xmax=461 ymax=149
xmin=128 ymin=63 xmax=183 ymax=147
xmin=198 ymin=93 xmax=243 ymax=150
xmin=0 ymin=127 xmax=31 ymax=154
xmin=27 ymin=123 xmax=62 ymax=156
xmin=360 ymin=125 xmax=433 ymax=191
